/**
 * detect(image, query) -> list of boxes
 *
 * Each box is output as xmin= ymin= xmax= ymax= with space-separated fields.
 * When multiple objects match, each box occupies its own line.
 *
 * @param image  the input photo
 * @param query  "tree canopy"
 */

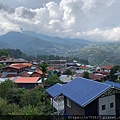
xmin=63 ymin=69 xmax=73 ymax=75
xmin=0 ymin=80 xmax=52 ymax=115
xmin=83 ymin=71 xmax=89 ymax=79
xmin=45 ymin=74 xmax=63 ymax=88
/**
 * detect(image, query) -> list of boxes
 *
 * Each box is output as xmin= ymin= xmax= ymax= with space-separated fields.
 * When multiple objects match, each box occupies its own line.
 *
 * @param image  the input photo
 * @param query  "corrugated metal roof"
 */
xmin=46 ymin=77 xmax=111 ymax=107
xmin=61 ymin=77 xmax=111 ymax=107
xmin=46 ymin=83 xmax=63 ymax=98
xmin=105 ymin=81 xmax=120 ymax=89
xmin=59 ymin=75 xmax=72 ymax=83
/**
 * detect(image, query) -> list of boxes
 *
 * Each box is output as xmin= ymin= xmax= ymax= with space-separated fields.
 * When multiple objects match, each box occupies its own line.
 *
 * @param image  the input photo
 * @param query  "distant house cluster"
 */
xmin=0 ymin=57 xmax=114 ymax=88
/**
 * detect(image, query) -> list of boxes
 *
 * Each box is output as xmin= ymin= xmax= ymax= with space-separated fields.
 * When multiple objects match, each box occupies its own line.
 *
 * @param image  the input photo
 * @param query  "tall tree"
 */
xmin=37 ymin=62 xmax=49 ymax=87
xmin=45 ymin=74 xmax=63 ymax=88
xmin=0 ymin=80 xmax=15 ymax=98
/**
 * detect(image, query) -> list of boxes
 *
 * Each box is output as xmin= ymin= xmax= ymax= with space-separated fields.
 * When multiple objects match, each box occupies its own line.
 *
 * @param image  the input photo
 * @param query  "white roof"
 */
xmin=27 ymin=72 xmax=33 ymax=75
xmin=59 ymin=75 xmax=72 ymax=83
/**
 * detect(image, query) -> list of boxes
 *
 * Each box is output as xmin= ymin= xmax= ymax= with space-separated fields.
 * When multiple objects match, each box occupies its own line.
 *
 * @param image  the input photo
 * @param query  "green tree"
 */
xmin=63 ymin=69 xmax=73 ymax=75
xmin=0 ymin=98 xmax=7 ymax=115
xmin=45 ymin=74 xmax=62 ymax=88
xmin=3 ymin=103 xmax=19 ymax=115
xmin=0 ymin=80 xmax=15 ymax=98
xmin=83 ymin=71 xmax=89 ymax=79
xmin=6 ymin=88 xmax=26 ymax=105
xmin=0 ymin=64 xmax=6 ymax=70
xmin=0 ymin=81 xmax=52 ymax=115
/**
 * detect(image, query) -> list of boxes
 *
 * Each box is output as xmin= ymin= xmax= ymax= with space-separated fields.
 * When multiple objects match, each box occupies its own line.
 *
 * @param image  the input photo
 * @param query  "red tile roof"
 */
xmin=35 ymin=69 xmax=43 ymax=74
xmin=10 ymin=64 xmax=28 ymax=69
xmin=15 ymin=77 xmax=39 ymax=83
xmin=101 ymin=66 xmax=113 ymax=70
xmin=9 ymin=63 xmax=32 ymax=69
xmin=47 ymin=67 xmax=55 ymax=71
xmin=97 ymin=71 xmax=110 ymax=75
xmin=22 ymin=63 xmax=32 ymax=67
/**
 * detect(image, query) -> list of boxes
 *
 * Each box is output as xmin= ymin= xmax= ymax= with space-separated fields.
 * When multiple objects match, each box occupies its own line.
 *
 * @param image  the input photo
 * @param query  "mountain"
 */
xmin=23 ymin=30 xmax=91 ymax=44
xmin=0 ymin=31 xmax=91 ymax=56
xmin=69 ymin=43 xmax=120 ymax=66
xmin=1 ymin=31 xmax=120 ymax=66
xmin=0 ymin=41 xmax=11 ymax=48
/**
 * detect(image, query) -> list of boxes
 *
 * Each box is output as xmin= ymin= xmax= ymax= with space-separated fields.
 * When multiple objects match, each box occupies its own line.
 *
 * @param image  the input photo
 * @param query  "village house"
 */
xmin=29 ymin=69 xmax=43 ymax=77
xmin=80 ymin=73 xmax=108 ymax=82
xmin=47 ymin=60 xmax=66 ymax=69
xmin=0 ymin=56 xmax=28 ymax=65
xmin=46 ymin=77 xmax=120 ymax=116
xmin=1 ymin=63 xmax=32 ymax=78
xmin=101 ymin=66 xmax=113 ymax=73
xmin=10 ymin=77 xmax=41 ymax=89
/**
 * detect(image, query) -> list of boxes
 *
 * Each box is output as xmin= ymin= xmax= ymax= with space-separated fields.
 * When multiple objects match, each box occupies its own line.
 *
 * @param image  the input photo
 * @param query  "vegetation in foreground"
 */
xmin=0 ymin=80 xmax=52 ymax=115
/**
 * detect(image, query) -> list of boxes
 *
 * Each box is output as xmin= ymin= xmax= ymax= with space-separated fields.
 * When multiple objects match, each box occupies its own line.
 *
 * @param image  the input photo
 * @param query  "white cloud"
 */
xmin=0 ymin=0 xmax=120 ymax=42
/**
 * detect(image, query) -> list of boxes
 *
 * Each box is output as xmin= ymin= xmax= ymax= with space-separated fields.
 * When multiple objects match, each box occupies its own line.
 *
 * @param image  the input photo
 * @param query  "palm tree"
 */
xmin=37 ymin=62 xmax=49 ymax=87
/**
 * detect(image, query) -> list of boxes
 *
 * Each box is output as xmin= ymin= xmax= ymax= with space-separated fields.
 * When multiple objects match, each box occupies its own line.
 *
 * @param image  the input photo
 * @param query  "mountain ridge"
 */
xmin=1 ymin=31 xmax=120 ymax=66
xmin=0 ymin=31 xmax=91 ymax=55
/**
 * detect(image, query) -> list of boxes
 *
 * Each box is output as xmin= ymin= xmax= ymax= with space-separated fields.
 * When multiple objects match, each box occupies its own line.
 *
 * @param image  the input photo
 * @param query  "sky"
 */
xmin=0 ymin=0 xmax=120 ymax=42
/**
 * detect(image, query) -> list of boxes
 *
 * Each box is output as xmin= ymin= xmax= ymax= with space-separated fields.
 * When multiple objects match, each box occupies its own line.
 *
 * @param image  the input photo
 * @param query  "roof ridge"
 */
xmin=78 ymin=77 xmax=110 ymax=86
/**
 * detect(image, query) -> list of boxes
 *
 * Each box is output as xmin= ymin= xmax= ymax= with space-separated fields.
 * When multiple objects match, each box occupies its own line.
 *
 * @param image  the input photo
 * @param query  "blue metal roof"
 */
xmin=46 ymin=83 xmax=63 ymax=98
xmin=46 ymin=77 xmax=112 ymax=107
xmin=105 ymin=81 xmax=120 ymax=89
xmin=61 ymin=77 xmax=111 ymax=107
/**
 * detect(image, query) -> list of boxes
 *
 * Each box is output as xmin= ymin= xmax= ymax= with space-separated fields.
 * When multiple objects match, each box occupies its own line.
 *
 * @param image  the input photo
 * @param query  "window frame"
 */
xmin=102 ymin=104 xmax=105 ymax=111
xmin=67 ymin=98 xmax=71 ymax=108
xmin=110 ymin=102 xmax=114 ymax=108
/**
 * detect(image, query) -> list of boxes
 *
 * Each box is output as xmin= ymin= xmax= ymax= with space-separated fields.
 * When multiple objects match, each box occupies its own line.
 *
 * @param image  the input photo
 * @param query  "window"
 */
xmin=67 ymin=98 xmax=71 ymax=108
xmin=110 ymin=102 xmax=114 ymax=108
xmin=102 ymin=105 xmax=105 ymax=110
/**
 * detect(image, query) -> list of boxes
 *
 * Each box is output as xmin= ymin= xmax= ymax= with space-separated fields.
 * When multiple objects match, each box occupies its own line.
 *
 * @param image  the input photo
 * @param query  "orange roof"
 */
xmin=22 ymin=63 xmax=32 ymax=67
xmin=15 ymin=77 xmax=39 ymax=83
xmin=10 ymin=64 xmax=28 ymax=69
xmin=47 ymin=67 xmax=54 ymax=71
xmin=35 ymin=69 xmax=43 ymax=74
xmin=101 ymin=66 xmax=113 ymax=70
